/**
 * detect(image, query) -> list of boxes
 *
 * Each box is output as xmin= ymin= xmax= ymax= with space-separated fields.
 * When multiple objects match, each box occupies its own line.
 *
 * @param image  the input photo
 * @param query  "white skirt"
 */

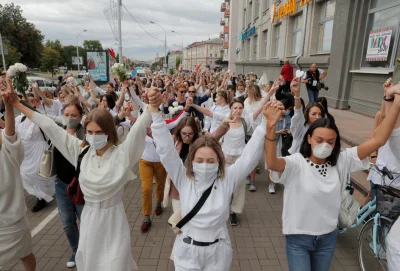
xmin=75 ymin=189 xmax=138 ymax=271
xmin=0 ymin=216 xmax=32 ymax=265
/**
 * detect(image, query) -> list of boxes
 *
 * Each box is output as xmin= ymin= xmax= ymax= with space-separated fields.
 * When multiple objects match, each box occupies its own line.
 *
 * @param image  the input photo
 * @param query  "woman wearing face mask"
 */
xmin=8 ymin=84 xmax=154 ymax=271
xmin=289 ymin=78 xmax=326 ymax=155
xmin=264 ymin=83 xmax=400 ymax=270
xmin=146 ymin=89 xmax=267 ymax=271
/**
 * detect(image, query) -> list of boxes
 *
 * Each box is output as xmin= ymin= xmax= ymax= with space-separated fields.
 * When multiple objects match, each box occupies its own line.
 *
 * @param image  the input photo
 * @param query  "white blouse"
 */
xmin=31 ymin=110 xmax=152 ymax=202
xmin=271 ymin=147 xmax=369 ymax=235
xmin=243 ymin=98 xmax=263 ymax=134
xmin=151 ymin=111 xmax=266 ymax=242
xmin=141 ymin=136 xmax=160 ymax=162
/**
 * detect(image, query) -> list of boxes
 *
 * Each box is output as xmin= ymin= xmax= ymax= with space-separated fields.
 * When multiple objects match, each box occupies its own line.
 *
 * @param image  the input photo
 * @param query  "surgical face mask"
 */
xmin=86 ymin=134 xmax=108 ymax=150
xmin=192 ymin=163 xmax=219 ymax=183
xmin=124 ymin=94 xmax=130 ymax=101
xmin=63 ymin=117 xmax=81 ymax=129
xmin=312 ymin=142 xmax=333 ymax=159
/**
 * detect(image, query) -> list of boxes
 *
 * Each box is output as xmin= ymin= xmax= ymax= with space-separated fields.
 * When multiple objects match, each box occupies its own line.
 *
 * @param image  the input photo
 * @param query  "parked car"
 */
xmin=59 ymin=66 xmax=68 ymax=73
xmin=136 ymin=70 xmax=146 ymax=80
xmin=78 ymin=71 xmax=86 ymax=78
xmin=27 ymin=76 xmax=57 ymax=95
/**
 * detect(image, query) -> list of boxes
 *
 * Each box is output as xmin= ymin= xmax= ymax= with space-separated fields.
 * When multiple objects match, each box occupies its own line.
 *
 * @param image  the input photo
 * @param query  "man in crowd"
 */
xmin=301 ymin=62 xmax=327 ymax=102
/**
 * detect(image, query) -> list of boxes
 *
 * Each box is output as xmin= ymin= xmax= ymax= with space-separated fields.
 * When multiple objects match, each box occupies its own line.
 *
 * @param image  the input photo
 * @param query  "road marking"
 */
xmin=30 ymin=208 xmax=59 ymax=237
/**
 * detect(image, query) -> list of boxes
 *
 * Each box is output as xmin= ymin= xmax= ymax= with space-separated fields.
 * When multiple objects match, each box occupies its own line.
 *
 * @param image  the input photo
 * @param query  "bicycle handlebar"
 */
xmin=370 ymin=163 xmax=395 ymax=180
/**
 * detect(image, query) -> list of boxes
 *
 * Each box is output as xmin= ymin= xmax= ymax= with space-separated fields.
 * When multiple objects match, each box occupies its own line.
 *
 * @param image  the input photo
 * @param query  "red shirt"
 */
xmin=280 ymin=64 xmax=294 ymax=82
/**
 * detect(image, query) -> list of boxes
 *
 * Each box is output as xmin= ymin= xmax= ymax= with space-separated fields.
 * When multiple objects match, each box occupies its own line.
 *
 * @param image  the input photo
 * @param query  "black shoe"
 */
xmin=31 ymin=198 xmax=47 ymax=212
xmin=230 ymin=213 xmax=238 ymax=226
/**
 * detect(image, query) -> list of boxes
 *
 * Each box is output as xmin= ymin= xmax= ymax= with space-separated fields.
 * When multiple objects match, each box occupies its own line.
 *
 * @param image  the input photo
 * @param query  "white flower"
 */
xmin=14 ymin=63 xmax=27 ymax=72
xmin=172 ymin=101 xmax=179 ymax=107
xmin=6 ymin=65 xmax=17 ymax=77
xmin=176 ymin=105 xmax=183 ymax=111
xmin=168 ymin=106 xmax=174 ymax=114
xmin=66 ymin=77 xmax=78 ymax=86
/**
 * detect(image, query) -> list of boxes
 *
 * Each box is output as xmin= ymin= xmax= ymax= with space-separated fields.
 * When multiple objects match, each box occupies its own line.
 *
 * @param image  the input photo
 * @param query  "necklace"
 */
xmin=96 ymin=155 xmax=103 ymax=168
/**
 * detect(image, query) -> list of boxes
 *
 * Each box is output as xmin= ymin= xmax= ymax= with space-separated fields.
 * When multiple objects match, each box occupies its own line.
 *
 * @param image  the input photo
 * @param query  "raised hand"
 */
xmin=185 ymin=97 xmax=193 ymax=111
xmin=384 ymin=78 xmax=393 ymax=96
xmin=386 ymin=82 xmax=400 ymax=99
xmin=263 ymin=101 xmax=285 ymax=127
xmin=4 ymin=78 xmax=20 ymax=107
xmin=31 ymin=81 xmax=39 ymax=90
xmin=147 ymin=87 xmax=162 ymax=112
xmin=290 ymin=77 xmax=300 ymax=97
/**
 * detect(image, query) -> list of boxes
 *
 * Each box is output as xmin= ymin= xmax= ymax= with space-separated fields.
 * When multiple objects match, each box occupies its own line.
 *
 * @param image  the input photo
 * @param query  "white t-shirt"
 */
xmin=387 ymin=217 xmax=400 ymax=270
xmin=243 ymin=98 xmax=263 ymax=134
xmin=368 ymin=139 xmax=400 ymax=189
xmin=40 ymin=99 xmax=63 ymax=116
xmin=141 ymin=136 xmax=160 ymax=162
xmin=271 ymin=147 xmax=369 ymax=235
xmin=388 ymin=127 xmax=400 ymax=165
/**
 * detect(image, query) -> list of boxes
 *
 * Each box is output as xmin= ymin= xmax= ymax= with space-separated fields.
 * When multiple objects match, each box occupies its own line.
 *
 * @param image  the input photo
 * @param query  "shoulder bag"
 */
xmin=66 ymin=147 xmax=90 ymax=205
xmin=168 ymin=179 xmax=216 ymax=234
xmin=338 ymin=172 xmax=360 ymax=229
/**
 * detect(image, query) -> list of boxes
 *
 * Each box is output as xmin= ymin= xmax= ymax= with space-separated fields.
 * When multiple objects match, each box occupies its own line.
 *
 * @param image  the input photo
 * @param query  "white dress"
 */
xmin=30 ymin=110 xmax=152 ymax=271
xmin=0 ymin=131 xmax=32 ymax=265
xmin=15 ymin=115 xmax=55 ymax=202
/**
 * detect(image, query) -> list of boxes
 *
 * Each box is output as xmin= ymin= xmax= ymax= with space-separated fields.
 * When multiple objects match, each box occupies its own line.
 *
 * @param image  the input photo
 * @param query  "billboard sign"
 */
xmin=72 ymin=56 xmax=83 ymax=65
xmin=87 ymin=51 xmax=109 ymax=83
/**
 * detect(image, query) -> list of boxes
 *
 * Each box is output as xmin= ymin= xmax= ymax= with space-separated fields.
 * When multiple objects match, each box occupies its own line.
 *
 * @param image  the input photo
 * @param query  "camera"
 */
xmin=319 ymin=82 xmax=329 ymax=91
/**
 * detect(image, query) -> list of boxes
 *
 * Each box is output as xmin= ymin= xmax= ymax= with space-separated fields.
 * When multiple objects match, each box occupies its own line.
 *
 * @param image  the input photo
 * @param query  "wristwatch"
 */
xmin=383 ymin=95 xmax=395 ymax=102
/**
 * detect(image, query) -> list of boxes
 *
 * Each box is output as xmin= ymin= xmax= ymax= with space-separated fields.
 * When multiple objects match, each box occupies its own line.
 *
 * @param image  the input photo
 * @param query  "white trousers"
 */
xmin=225 ymin=154 xmax=246 ymax=214
xmin=172 ymin=198 xmax=181 ymax=213
xmin=387 ymin=218 xmax=400 ymax=270
xmin=173 ymin=235 xmax=232 ymax=271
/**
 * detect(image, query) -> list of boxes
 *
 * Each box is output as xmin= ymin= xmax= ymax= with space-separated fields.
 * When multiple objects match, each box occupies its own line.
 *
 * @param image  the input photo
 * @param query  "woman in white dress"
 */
xmin=16 ymin=94 xmax=56 ymax=212
xmin=146 ymin=89 xmax=268 ymax=270
xmin=0 ymin=79 xmax=36 ymax=270
xmin=9 ymin=86 xmax=153 ymax=271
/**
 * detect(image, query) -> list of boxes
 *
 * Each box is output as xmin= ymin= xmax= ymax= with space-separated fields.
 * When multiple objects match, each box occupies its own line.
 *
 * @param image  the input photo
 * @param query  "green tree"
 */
xmin=41 ymin=47 xmax=60 ymax=74
xmin=61 ymin=45 xmax=86 ymax=70
xmin=3 ymin=42 xmax=22 ymax=67
xmin=0 ymin=3 xmax=44 ymax=67
xmin=83 ymin=40 xmax=103 ymax=51
xmin=175 ymin=55 xmax=181 ymax=69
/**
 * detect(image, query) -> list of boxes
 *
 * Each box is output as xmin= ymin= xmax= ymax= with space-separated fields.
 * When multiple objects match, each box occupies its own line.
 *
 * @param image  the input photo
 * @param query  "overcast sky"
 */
xmin=12 ymin=0 xmax=222 ymax=61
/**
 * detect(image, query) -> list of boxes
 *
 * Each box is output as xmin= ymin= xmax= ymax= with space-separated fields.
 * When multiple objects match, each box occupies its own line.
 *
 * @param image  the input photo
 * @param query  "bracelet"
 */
xmin=294 ymin=96 xmax=301 ymax=100
xmin=265 ymin=136 xmax=276 ymax=142
xmin=383 ymin=95 xmax=395 ymax=102
xmin=370 ymin=155 xmax=377 ymax=159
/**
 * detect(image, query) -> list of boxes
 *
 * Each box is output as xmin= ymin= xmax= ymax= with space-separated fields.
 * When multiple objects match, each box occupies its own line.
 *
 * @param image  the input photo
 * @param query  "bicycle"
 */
xmin=339 ymin=163 xmax=400 ymax=271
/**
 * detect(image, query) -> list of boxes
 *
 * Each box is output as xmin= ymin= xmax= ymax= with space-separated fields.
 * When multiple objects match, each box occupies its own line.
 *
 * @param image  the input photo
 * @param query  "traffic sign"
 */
xmin=0 ymin=44 xmax=8 ymax=55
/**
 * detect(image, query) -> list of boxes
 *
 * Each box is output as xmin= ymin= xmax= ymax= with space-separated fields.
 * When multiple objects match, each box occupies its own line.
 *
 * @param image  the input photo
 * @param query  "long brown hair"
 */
xmin=217 ymin=90 xmax=229 ymax=104
xmin=304 ymin=102 xmax=326 ymax=126
xmin=174 ymin=117 xmax=200 ymax=144
xmin=80 ymin=108 xmax=119 ymax=147
xmin=248 ymin=84 xmax=262 ymax=103
xmin=185 ymin=136 xmax=226 ymax=180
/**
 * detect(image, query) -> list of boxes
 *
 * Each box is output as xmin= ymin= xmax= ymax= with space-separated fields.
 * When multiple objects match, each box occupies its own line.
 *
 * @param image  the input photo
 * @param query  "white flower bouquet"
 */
xmin=7 ymin=63 xmax=29 ymax=98
xmin=168 ymin=102 xmax=184 ymax=115
xmin=111 ymin=63 xmax=127 ymax=82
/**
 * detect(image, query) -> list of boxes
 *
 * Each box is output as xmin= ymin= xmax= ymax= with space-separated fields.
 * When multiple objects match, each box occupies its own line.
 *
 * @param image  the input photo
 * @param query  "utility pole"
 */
xmin=0 ymin=33 xmax=6 ymax=70
xmin=117 ymin=0 xmax=123 ymax=64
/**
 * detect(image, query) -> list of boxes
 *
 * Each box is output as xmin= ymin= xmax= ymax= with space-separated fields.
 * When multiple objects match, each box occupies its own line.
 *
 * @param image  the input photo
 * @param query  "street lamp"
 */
xmin=150 ymin=21 xmax=167 ymax=72
xmin=76 ymin=29 xmax=87 ymax=72
xmin=171 ymin=30 xmax=183 ymax=49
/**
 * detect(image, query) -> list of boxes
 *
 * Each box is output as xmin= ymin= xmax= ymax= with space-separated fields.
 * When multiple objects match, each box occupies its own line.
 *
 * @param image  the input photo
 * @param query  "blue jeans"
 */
xmin=307 ymin=88 xmax=319 ymax=103
xmin=286 ymin=230 xmax=337 ymax=271
xmin=370 ymin=180 xmax=377 ymax=201
xmin=55 ymin=179 xmax=84 ymax=254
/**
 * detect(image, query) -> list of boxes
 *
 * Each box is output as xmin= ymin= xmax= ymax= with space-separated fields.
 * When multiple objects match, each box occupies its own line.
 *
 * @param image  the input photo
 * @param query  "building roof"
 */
xmin=186 ymin=38 xmax=223 ymax=49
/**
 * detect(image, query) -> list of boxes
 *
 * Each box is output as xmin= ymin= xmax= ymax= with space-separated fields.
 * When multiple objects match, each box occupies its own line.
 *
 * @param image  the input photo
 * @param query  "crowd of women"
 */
xmin=1 ymin=68 xmax=400 ymax=271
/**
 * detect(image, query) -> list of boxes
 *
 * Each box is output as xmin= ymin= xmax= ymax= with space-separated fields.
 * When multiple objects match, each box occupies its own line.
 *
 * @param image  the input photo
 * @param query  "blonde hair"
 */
xmin=248 ymin=85 xmax=262 ymax=103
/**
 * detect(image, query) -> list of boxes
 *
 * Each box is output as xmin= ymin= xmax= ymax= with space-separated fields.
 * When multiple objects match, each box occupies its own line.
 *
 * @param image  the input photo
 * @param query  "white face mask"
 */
xmin=86 ymin=134 xmax=108 ymax=150
xmin=124 ymin=94 xmax=130 ymax=101
xmin=63 ymin=117 xmax=81 ymax=129
xmin=313 ymin=142 xmax=333 ymax=159
xmin=192 ymin=163 xmax=219 ymax=183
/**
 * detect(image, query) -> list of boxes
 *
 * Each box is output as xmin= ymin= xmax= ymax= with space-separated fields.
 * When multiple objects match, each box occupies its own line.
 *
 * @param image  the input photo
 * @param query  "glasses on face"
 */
xmin=179 ymin=91 xmax=187 ymax=94
xmin=188 ymin=91 xmax=196 ymax=94
xmin=180 ymin=132 xmax=194 ymax=138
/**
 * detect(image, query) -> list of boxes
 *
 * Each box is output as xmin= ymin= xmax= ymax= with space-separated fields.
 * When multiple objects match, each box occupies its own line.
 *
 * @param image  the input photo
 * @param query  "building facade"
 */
xmin=234 ymin=0 xmax=400 ymax=115
xmin=220 ymin=0 xmax=239 ymax=73
xmin=167 ymin=50 xmax=182 ymax=72
xmin=182 ymin=38 xmax=224 ymax=71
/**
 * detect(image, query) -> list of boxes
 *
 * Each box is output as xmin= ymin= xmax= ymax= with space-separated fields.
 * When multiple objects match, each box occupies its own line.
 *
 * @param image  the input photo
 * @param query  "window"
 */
xmin=292 ymin=15 xmax=303 ymax=55
xmin=247 ymin=39 xmax=251 ymax=60
xmin=244 ymin=8 xmax=247 ymax=29
xmin=263 ymin=30 xmax=268 ymax=58
xmin=210 ymin=53 xmax=212 ymax=58
xmin=253 ymin=35 xmax=258 ymax=59
xmin=215 ymin=54 xmax=217 ymax=57
xmin=255 ymin=0 xmax=260 ymax=19
xmin=248 ymin=2 xmax=252 ymax=23
xmin=210 ymin=46 xmax=213 ymax=49
xmin=361 ymin=2 xmax=400 ymax=68
xmin=37 ymin=80 xmax=44 ymax=87
xmin=242 ymin=41 xmax=245 ymax=60
xmin=265 ymin=0 xmax=269 ymax=10
xmin=317 ymin=0 xmax=336 ymax=52
xmin=273 ymin=24 xmax=280 ymax=57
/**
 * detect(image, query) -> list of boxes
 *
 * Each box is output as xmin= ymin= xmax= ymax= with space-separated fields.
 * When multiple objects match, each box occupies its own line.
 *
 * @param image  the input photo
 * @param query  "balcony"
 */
xmin=224 ymin=26 xmax=229 ymax=34
xmin=219 ymin=32 xmax=224 ymax=39
xmin=220 ymin=18 xmax=225 ymax=26
xmin=223 ymin=42 xmax=229 ymax=49
xmin=224 ymin=9 xmax=230 ymax=17
xmin=221 ymin=3 xmax=226 ymax=12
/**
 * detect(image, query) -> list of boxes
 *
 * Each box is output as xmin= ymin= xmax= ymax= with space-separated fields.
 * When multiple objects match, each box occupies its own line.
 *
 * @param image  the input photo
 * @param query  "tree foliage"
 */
xmin=83 ymin=40 xmax=103 ymax=51
xmin=0 ymin=3 xmax=44 ymax=67
xmin=3 ymin=42 xmax=22 ymax=67
xmin=41 ymin=47 xmax=61 ymax=72
xmin=176 ymin=56 xmax=181 ymax=69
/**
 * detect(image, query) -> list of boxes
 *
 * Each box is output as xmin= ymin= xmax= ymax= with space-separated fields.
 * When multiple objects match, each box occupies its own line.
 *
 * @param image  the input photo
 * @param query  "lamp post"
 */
xmin=172 ymin=30 xmax=184 ymax=71
xmin=150 ymin=21 xmax=167 ymax=73
xmin=76 ymin=29 xmax=87 ymax=72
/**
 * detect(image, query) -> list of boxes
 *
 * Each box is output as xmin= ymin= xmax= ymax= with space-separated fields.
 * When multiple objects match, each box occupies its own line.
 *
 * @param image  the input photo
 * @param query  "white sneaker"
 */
xmin=268 ymin=184 xmax=276 ymax=194
xmin=246 ymin=176 xmax=251 ymax=185
xmin=67 ymin=255 xmax=76 ymax=268
xmin=249 ymin=182 xmax=256 ymax=192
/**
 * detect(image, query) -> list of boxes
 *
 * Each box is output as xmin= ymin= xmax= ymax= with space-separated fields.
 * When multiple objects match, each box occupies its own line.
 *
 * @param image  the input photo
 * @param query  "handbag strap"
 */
xmin=75 ymin=147 xmax=90 ymax=178
xmin=176 ymin=179 xmax=216 ymax=229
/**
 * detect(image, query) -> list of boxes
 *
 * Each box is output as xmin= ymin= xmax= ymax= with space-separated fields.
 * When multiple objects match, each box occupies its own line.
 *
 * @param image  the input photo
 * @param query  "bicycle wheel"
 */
xmin=358 ymin=218 xmax=392 ymax=271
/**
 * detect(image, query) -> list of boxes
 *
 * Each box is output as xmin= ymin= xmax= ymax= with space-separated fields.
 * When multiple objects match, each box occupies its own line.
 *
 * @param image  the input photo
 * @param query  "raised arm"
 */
xmin=291 ymin=78 xmax=302 ymax=110
xmin=129 ymin=86 xmax=147 ymax=110
xmin=190 ymin=104 xmax=213 ymax=118
xmin=89 ymin=88 xmax=100 ymax=104
xmin=265 ymin=101 xmax=287 ymax=172
xmin=32 ymin=82 xmax=53 ymax=107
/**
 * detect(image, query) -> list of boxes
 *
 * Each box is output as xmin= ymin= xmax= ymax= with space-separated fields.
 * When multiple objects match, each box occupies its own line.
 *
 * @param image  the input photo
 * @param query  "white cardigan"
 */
xmin=0 ymin=131 xmax=27 ymax=226
xmin=31 ymin=110 xmax=152 ymax=202
xmin=151 ymin=111 xmax=266 ymax=242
